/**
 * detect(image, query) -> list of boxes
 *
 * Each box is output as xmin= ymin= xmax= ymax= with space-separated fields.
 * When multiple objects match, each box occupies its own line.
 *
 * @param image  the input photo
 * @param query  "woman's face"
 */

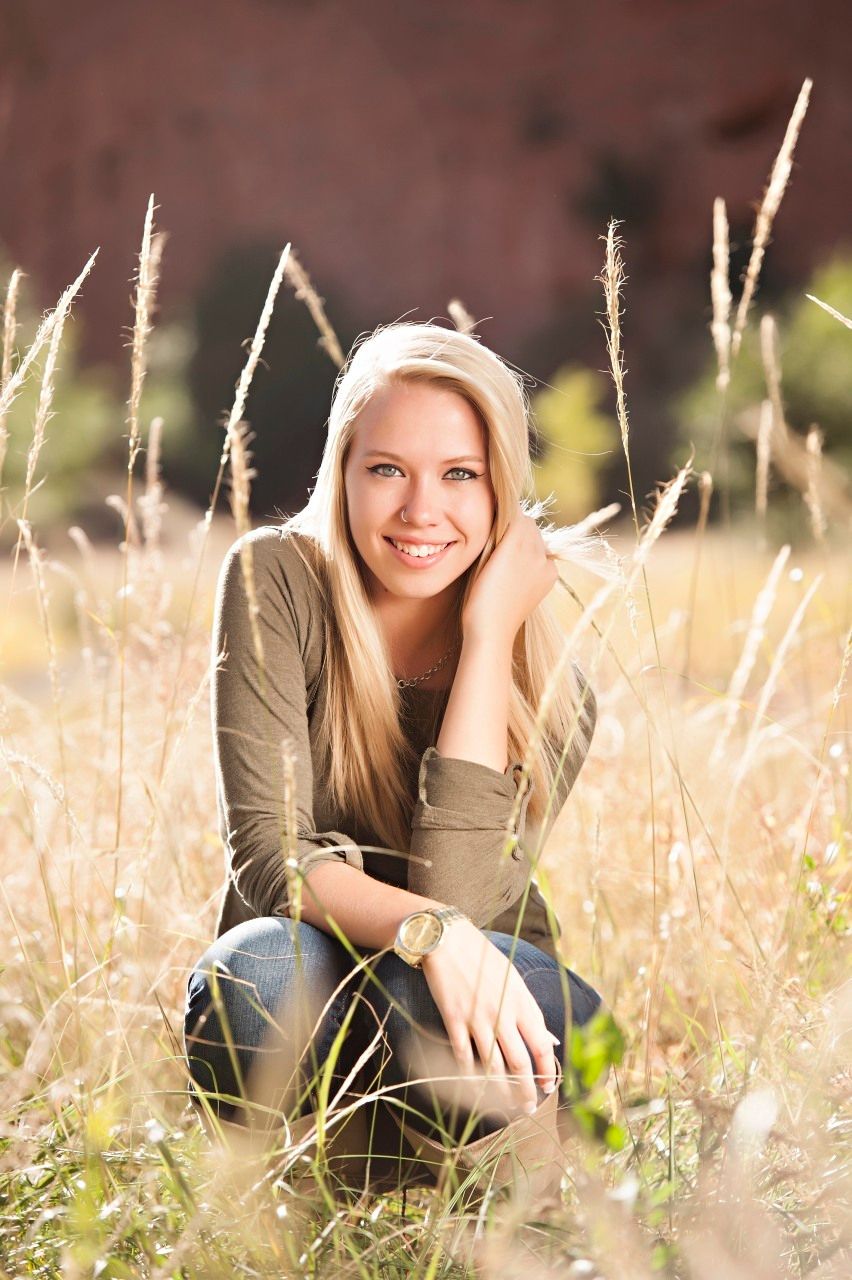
xmin=343 ymin=380 xmax=496 ymax=605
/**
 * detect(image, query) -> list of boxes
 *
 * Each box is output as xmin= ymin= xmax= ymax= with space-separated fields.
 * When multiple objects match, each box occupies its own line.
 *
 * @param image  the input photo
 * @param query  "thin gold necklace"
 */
xmin=396 ymin=639 xmax=460 ymax=690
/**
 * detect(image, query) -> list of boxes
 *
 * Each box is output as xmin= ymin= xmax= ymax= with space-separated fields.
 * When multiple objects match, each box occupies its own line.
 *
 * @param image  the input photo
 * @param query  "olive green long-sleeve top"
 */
xmin=211 ymin=526 xmax=596 ymax=963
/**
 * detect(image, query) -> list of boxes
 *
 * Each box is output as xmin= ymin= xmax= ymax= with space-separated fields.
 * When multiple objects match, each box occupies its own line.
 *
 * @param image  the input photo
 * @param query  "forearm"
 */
xmin=294 ymin=861 xmax=447 ymax=951
xmin=436 ymin=630 xmax=514 ymax=772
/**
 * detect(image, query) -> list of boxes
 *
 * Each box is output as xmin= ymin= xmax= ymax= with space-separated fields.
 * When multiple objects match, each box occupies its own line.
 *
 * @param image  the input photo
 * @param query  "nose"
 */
xmin=400 ymin=475 xmax=442 ymax=527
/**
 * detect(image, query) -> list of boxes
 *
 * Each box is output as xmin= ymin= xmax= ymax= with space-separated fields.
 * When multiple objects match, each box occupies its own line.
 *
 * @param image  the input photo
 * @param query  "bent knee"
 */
xmin=183 ymin=916 xmax=343 ymax=1044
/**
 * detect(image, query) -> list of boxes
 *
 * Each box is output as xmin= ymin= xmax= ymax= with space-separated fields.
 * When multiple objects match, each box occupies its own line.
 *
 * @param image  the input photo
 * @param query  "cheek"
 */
xmin=463 ymin=487 xmax=496 ymax=535
xmin=346 ymin=481 xmax=393 ymax=551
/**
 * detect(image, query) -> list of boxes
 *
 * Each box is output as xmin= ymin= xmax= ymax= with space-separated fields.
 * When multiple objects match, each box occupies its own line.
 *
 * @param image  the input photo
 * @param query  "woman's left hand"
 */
xmin=462 ymin=508 xmax=558 ymax=644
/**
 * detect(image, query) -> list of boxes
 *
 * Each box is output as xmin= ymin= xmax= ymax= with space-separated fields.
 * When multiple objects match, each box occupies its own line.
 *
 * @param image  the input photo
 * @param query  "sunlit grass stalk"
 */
xmin=151 ymin=241 xmax=290 ymax=803
xmin=754 ymin=313 xmax=851 ymax=529
xmin=0 ymin=266 xmax=23 ymax=490
xmin=716 ymin=570 xmax=824 ymax=926
xmin=708 ymin=197 xmax=735 ymax=546
xmin=0 ymin=249 xmax=97 ymax=436
xmin=804 ymin=425 xmax=827 ymax=542
xmin=126 ymin=196 xmax=162 ymax=475
xmin=805 ymin=292 xmax=852 ymax=330
xmin=594 ymin=221 xmax=728 ymax=1085
xmin=283 ymin=247 xmax=345 ymax=369
xmin=755 ymin=397 xmax=773 ymax=529
xmin=136 ymin=649 xmax=220 ymax=922
xmin=224 ymin=387 xmax=312 ymax=1005
xmin=15 ymin=521 xmax=74 ymax=901
xmin=227 ymin=419 xmax=264 ymax=670
xmin=710 ymin=543 xmax=791 ymax=770
xmin=8 ymin=269 xmax=82 ymax=597
xmin=135 ymin=412 xmax=169 ymax=633
xmin=778 ymin=623 xmax=852 ymax=968
xmin=710 ymin=199 xmax=732 ymax=394
xmin=0 ymin=266 xmax=82 ymax=741
xmin=595 ymin=222 xmax=635 ymax=531
xmin=113 ymin=196 xmax=164 ymax=855
xmin=520 ymin=465 xmax=691 ymax=837
xmin=682 ymin=470 xmax=713 ymax=681
xmin=731 ymin=77 xmax=812 ymax=359
xmin=759 ymin=314 xmax=789 ymax=452
xmin=140 ymin=415 xmax=165 ymax=552
xmin=281 ymin=738 xmax=302 ymax=921
xmin=514 ymin=466 xmax=697 ymax=1106
xmin=225 ymin=414 xmax=309 ymax=953
xmin=594 ymin=224 xmax=662 ymax=977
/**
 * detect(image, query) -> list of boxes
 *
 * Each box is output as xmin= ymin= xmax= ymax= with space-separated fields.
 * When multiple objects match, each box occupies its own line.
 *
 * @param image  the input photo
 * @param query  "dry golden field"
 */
xmin=0 ymin=500 xmax=848 ymax=1276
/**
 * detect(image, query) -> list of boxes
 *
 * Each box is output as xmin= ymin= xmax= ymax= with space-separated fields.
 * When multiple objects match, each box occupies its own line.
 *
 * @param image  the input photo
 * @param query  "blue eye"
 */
xmin=367 ymin=464 xmax=480 ymax=481
xmin=368 ymin=464 xmax=403 ymax=477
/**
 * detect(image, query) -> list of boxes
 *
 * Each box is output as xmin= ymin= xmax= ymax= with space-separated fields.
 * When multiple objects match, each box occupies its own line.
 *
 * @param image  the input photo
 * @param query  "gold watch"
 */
xmin=393 ymin=906 xmax=468 ymax=968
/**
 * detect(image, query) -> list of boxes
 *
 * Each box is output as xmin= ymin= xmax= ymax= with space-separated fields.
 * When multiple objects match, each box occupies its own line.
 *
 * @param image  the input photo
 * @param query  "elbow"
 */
xmin=408 ymin=856 xmax=527 ymax=930
xmin=228 ymin=842 xmax=292 ymax=921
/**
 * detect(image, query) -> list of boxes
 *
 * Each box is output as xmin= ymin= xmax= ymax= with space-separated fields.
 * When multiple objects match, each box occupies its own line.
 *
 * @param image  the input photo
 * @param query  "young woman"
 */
xmin=184 ymin=321 xmax=606 ymax=1195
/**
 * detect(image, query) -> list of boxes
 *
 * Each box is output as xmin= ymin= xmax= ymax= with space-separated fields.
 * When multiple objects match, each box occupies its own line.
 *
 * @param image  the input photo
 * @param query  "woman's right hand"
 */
xmin=418 ymin=919 xmax=560 ymax=1116
xmin=462 ymin=507 xmax=558 ymax=645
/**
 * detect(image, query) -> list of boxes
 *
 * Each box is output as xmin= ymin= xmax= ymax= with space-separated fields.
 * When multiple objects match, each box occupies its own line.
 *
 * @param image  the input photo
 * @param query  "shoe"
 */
xmin=279 ymin=1102 xmax=373 ymax=1204
xmin=385 ymin=1085 xmax=566 ymax=1211
xmin=190 ymin=1094 xmax=373 ymax=1203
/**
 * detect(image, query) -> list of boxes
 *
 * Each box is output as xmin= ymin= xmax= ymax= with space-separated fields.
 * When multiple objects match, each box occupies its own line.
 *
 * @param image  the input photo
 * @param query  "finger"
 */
xmin=470 ymin=1022 xmax=516 ymax=1116
xmin=470 ymin=1020 xmax=508 ymax=1082
xmin=495 ymin=1023 xmax=538 ymax=1110
xmin=516 ymin=1013 xmax=562 ymax=1093
xmin=445 ymin=1024 xmax=477 ymax=1078
xmin=528 ymin=1029 xmax=561 ymax=1094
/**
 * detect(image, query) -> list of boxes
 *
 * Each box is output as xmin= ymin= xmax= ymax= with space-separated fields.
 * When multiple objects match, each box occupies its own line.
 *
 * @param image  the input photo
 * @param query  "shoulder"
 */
xmin=220 ymin=524 xmax=327 ymax=605
xmin=216 ymin=526 xmax=329 ymax=679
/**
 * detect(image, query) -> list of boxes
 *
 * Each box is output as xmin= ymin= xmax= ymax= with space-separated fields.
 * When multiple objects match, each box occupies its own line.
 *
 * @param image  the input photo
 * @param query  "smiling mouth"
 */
xmin=383 ymin=536 xmax=456 ymax=562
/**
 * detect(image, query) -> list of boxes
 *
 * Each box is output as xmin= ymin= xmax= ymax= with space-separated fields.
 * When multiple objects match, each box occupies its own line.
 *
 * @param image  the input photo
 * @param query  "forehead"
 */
xmin=351 ymin=381 xmax=486 ymax=455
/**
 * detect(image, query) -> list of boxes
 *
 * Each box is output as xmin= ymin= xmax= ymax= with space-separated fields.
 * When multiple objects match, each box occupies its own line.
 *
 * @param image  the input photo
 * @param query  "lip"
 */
xmin=383 ymin=536 xmax=456 ymax=568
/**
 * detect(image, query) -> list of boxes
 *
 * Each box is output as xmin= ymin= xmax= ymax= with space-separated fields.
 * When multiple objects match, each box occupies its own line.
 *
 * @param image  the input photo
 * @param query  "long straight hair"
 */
xmin=279 ymin=321 xmax=600 ymax=854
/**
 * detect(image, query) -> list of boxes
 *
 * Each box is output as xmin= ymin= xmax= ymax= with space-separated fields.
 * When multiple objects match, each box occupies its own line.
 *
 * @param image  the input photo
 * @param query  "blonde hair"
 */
xmin=279 ymin=321 xmax=600 ymax=855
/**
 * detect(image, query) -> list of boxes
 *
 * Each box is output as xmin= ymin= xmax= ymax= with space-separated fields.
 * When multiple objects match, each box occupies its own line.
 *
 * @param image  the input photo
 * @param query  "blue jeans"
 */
xmin=183 ymin=916 xmax=604 ymax=1142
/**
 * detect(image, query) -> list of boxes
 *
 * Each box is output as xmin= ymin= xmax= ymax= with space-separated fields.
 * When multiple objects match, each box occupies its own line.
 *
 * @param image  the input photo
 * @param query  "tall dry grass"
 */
xmin=1 ymin=74 xmax=850 ymax=1276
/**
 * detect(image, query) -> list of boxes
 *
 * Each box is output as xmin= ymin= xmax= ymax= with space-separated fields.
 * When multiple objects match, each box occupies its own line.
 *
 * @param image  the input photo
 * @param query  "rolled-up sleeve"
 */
xmin=406 ymin=747 xmax=536 ymax=926
xmin=212 ymin=530 xmax=364 ymax=920
xmin=406 ymin=670 xmax=597 ymax=927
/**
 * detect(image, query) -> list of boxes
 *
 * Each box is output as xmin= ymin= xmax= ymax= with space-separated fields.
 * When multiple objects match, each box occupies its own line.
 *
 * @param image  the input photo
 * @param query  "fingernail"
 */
xmin=547 ymin=1032 xmax=561 ymax=1044
xmin=525 ymin=1100 xmax=537 ymax=1114
xmin=542 ymin=1081 xmax=556 ymax=1094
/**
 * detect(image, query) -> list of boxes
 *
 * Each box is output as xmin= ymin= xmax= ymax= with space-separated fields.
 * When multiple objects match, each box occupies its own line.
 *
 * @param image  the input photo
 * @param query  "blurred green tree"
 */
xmin=672 ymin=252 xmax=852 ymax=527
xmin=531 ymin=365 xmax=619 ymax=522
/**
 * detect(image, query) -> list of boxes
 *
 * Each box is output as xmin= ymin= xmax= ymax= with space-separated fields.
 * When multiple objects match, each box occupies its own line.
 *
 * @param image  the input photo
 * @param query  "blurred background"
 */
xmin=1 ymin=0 xmax=850 ymax=544
xmin=1 ymin=10 xmax=850 ymax=1268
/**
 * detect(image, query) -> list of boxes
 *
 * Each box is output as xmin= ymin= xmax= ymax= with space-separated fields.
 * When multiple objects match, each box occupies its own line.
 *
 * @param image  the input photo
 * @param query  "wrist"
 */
xmin=421 ymin=912 xmax=472 ymax=960
xmin=459 ymin=624 xmax=517 ymax=655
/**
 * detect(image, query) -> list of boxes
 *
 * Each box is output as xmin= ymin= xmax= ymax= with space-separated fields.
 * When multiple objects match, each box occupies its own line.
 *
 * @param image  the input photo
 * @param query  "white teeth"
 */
xmin=389 ymin=539 xmax=450 ymax=558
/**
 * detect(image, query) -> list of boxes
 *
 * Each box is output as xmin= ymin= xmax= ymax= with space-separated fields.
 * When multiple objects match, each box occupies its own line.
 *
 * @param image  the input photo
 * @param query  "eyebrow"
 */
xmin=363 ymin=450 xmax=485 ymax=465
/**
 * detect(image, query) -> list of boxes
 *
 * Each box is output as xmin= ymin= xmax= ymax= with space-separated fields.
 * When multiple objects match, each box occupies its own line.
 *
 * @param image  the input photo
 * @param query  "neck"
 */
xmin=370 ymin=584 xmax=460 ymax=680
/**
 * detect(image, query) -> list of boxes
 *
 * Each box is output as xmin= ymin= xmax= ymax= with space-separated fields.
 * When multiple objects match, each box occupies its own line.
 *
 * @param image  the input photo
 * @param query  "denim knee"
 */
xmin=183 ymin=916 xmax=353 ymax=1119
xmin=356 ymin=951 xmax=446 ymax=1072
xmin=483 ymin=932 xmax=605 ymax=1089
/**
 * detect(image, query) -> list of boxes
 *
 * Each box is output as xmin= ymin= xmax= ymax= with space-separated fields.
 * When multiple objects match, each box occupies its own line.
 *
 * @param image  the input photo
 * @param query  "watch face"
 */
xmin=400 ymin=911 xmax=442 ymax=954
